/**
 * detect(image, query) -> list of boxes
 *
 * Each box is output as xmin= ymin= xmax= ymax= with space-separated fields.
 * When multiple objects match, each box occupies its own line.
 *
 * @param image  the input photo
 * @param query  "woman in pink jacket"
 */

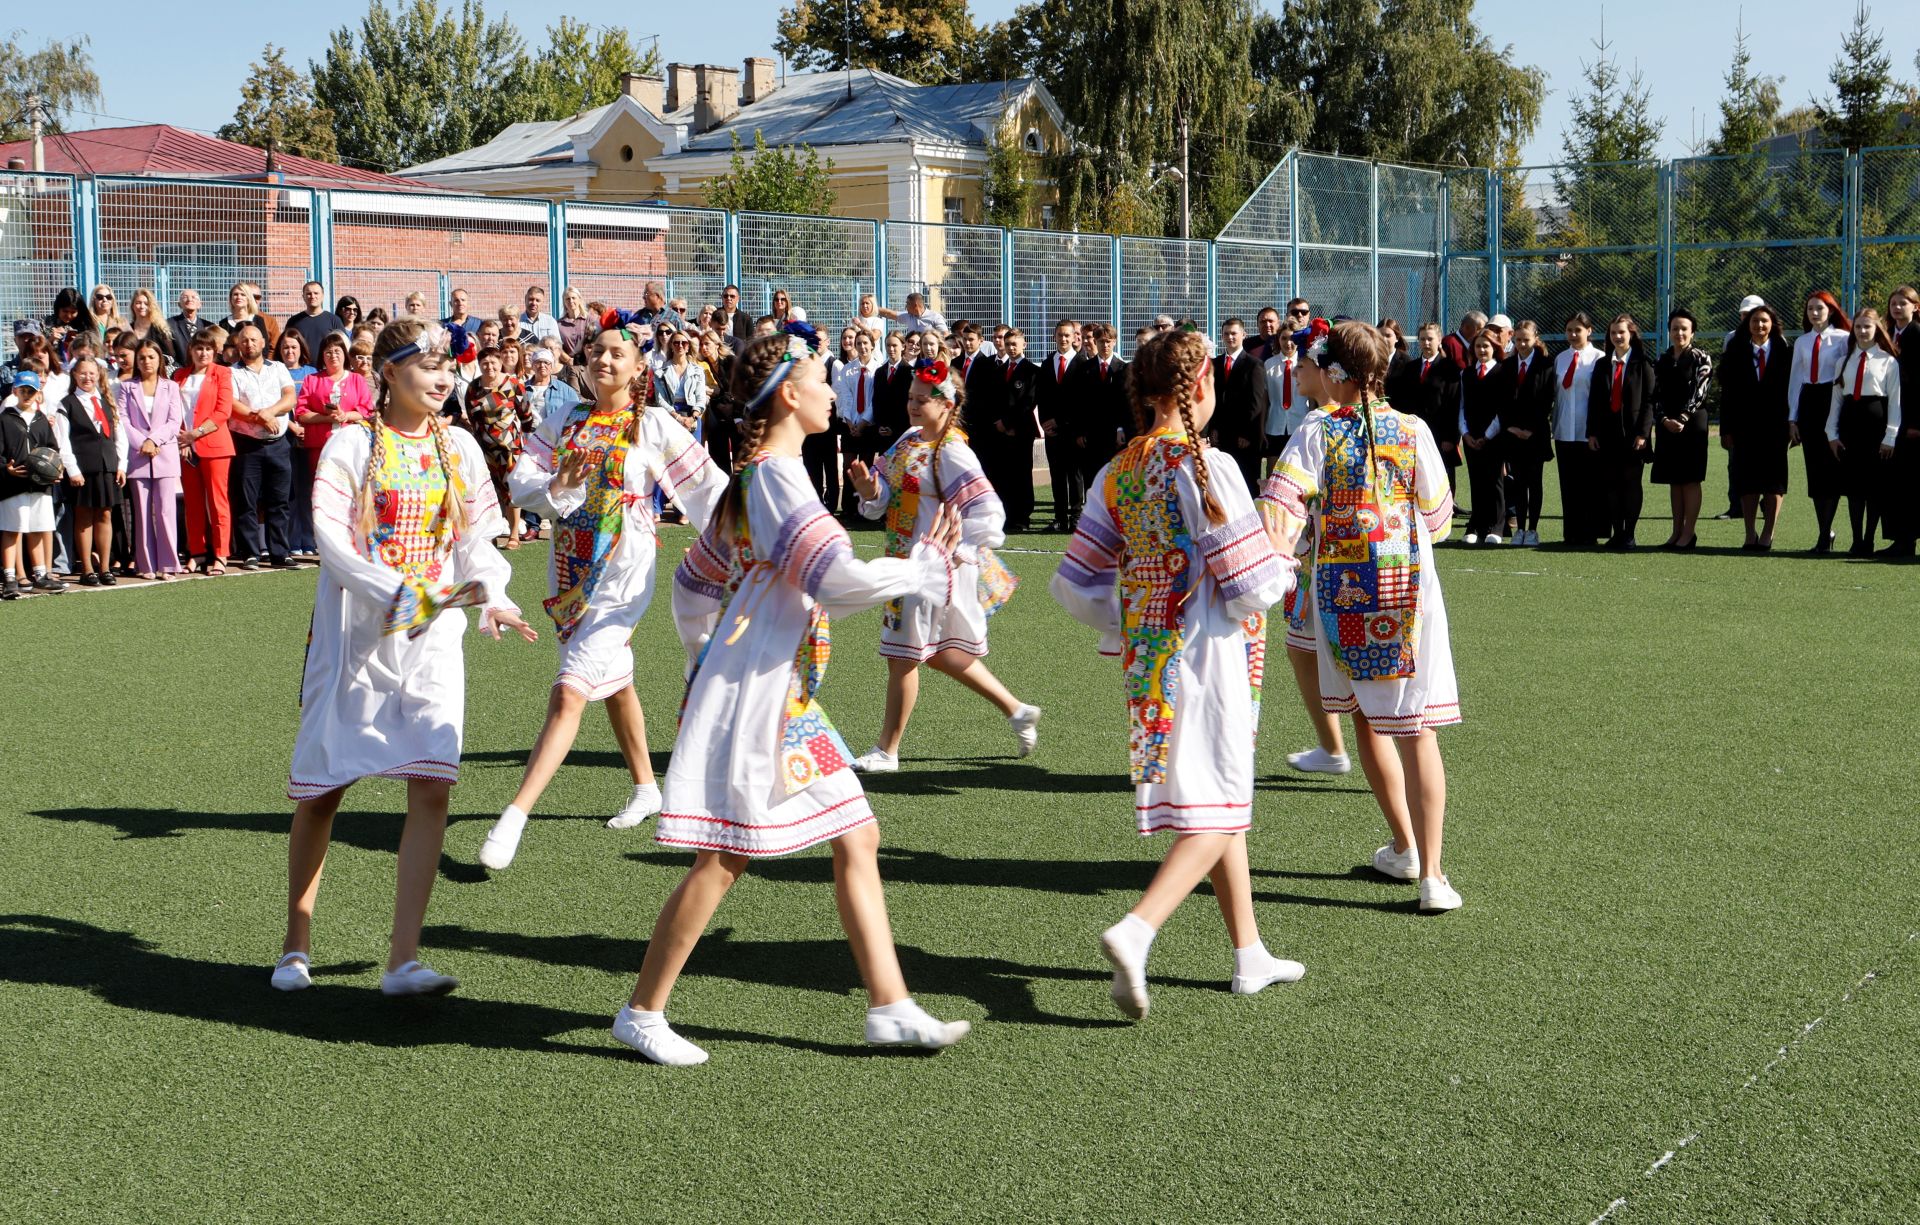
xmin=295 ymin=331 xmax=374 ymax=466
xmin=118 ymin=337 xmax=188 ymax=579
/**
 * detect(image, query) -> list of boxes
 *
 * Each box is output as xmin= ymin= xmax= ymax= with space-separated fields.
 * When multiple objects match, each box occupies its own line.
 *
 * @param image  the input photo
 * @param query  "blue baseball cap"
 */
xmin=11 ymin=369 xmax=41 ymax=392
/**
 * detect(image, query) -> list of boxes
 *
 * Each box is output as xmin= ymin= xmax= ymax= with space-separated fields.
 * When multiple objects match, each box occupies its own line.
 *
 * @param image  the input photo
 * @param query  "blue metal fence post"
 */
xmin=724 ymin=211 xmax=740 ymax=288
xmin=1205 ymin=240 xmax=1219 ymax=336
xmin=311 ymin=189 xmax=334 ymax=291
xmin=1368 ymin=162 xmax=1381 ymax=322
xmin=1486 ymin=170 xmax=1503 ymax=316
xmin=874 ymin=219 xmax=887 ymax=313
xmin=548 ymin=202 xmax=568 ymax=305
xmin=1286 ymin=154 xmax=1301 ymax=302
xmin=72 ymin=177 xmax=99 ymax=295
xmin=1000 ymin=227 xmax=1014 ymax=325
xmin=1108 ymin=236 xmax=1122 ymax=334
xmin=1842 ymin=151 xmax=1861 ymax=312
xmin=1437 ymin=174 xmax=1452 ymax=328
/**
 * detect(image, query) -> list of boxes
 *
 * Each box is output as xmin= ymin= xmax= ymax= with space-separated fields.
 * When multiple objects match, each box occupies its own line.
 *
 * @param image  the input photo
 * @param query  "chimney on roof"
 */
xmin=5 ymin=158 xmax=24 ymax=171
xmin=622 ymin=71 xmax=664 ymax=115
xmin=694 ymin=64 xmax=741 ymax=134
xmin=666 ymin=62 xmax=694 ymax=114
xmin=742 ymin=57 xmax=775 ymax=106
xmin=264 ymin=135 xmax=278 ymax=175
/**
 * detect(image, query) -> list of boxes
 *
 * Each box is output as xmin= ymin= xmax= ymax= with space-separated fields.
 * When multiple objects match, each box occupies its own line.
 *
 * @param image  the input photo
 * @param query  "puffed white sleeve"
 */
xmin=672 ymin=517 xmax=734 ymax=668
xmin=311 ymin=428 xmax=407 ymax=607
xmin=508 ymin=406 xmax=586 ymax=519
xmin=1411 ymin=417 xmax=1456 ymax=542
xmin=450 ymin=428 xmax=517 ymax=615
xmin=1050 ymin=460 xmax=1124 ymax=654
xmin=940 ymin=438 xmax=1006 ymax=557
xmin=647 ymin=406 xmax=727 ymax=531
xmin=758 ymin=455 xmax=947 ymax=617
xmin=1189 ymin=449 xmax=1295 ymax=620
xmin=1886 ymin=361 xmax=1902 ymax=446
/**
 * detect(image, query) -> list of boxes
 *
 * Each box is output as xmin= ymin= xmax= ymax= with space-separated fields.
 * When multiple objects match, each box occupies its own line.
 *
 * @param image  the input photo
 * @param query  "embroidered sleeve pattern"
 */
xmin=1260 ymin=459 xmax=1316 ymax=522
xmin=660 ymin=435 xmax=715 ymax=496
xmin=942 ymin=467 xmax=997 ymax=517
xmin=675 ymin=525 xmax=736 ymax=602
xmin=771 ymin=506 xmax=854 ymax=597
xmin=384 ymin=579 xmax=486 ymax=639
xmin=1195 ymin=511 xmax=1286 ymax=604
xmin=1058 ymin=505 xmax=1123 ymax=592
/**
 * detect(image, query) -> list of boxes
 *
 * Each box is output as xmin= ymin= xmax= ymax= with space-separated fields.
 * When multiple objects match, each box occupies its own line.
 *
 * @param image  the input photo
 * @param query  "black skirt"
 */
xmin=1798 ymin=384 xmax=1843 ymax=499
xmin=69 ymin=463 xmax=124 ymax=509
xmin=1650 ymin=421 xmax=1708 ymax=485
xmin=1837 ymin=395 xmax=1889 ymax=495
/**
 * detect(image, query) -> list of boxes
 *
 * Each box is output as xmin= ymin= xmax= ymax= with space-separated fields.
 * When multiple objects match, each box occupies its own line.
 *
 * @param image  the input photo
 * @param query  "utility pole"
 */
xmin=844 ymin=0 xmax=854 ymax=100
xmin=1177 ymin=104 xmax=1191 ymax=240
xmin=28 ymin=91 xmax=45 ymax=174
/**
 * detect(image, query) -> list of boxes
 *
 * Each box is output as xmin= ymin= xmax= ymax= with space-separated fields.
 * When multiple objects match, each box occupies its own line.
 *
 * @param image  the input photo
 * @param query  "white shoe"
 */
xmin=1100 ymin=928 xmax=1150 ymax=1020
xmin=865 ymin=1009 xmax=972 ymax=1049
xmin=478 ymin=807 xmax=528 ymax=870
xmin=612 ymin=1008 xmax=709 ymax=1066
xmin=852 ymin=748 xmax=900 ymax=773
xmin=1485 ymin=533 xmax=1503 ymax=545
xmin=1287 ymin=746 xmax=1352 ymax=775
xmin=1009 ymin=704 xmax=1041 ymax=758
xmin=1230 ymin=958 xmax=1306 ymax=994
xmin=380 ymin=960 xmax=459 ymax=996
xmin=270 ymin=951 xmax=312 ymax=992
xmin=1418 ymin=876 xmax=1464 ymax=912
xmin=1463 ymin=532 xmax=1479 ymax=545
xmin=607 ymin=784 xmax=662 ymax=830
xmin=1373 ymin=843 xmax=1421 ymax=880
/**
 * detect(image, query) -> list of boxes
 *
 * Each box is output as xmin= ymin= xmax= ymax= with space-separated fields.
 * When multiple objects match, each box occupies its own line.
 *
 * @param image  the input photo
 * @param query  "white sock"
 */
xmin=1107 ymin=913 xmax=1157 ymax=962
xmin=620 ymin=1005 xmax=668 ymax=1030
xmin=1233 ymin=943 xmax=1279 ymax=978
xmin=866 ymin=998 xmax=925 ymax=1021
xmin=497 ymin=803 xmax=527 ymax=827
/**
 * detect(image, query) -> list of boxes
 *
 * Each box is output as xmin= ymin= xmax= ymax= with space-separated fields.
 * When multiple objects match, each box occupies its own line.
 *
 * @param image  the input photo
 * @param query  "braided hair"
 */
xmin=1324 ymin=320 xmax=1395 ymax=487
xmin=1128 ymin=330 xmax=1224 ymax=525
xmin=356 ymin=316 xmax=470 ymax=549
xmin=716 ymin=332 xmax=799 ymax=540
xmin=909 ymin=376 xmax=968 ymax=501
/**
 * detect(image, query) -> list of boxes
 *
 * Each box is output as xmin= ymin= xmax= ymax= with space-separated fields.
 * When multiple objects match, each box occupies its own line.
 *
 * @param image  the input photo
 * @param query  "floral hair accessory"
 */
xmin=382 ymin=323 xmax=449 ymax=370
xmin=913 ymin=357 xmax=955 ymax=399
xmin=1291 ymin=316 xmax=1349 ymax=382
xmin=782 ymin=319 xmax=821 ymax=353
xmin=598 ymin=307 xmax=642 ymax=343
xmin=446 ymin=322 xmax=476 ymax=364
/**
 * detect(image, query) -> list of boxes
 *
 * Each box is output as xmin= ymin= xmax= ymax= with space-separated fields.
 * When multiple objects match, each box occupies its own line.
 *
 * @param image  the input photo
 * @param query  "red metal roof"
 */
xmin=0 ymin=125 xmax=434 ymax=191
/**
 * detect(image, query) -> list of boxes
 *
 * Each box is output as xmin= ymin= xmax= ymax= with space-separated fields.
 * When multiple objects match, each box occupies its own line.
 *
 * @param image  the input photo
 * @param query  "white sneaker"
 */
xmin=607 ymin=783 xmax=662 ymax=830
xmin=1463 ymin=532 xmax=1480 ymax=545
xmin=270 ymin=951 xmax=312 ymax=992
xmin=612 ymin=1007 xmax=709 ymax=1066
xmin=852 ymin=748 xmax=900 ymax=773
xmin=478 ymin=807 xmax=528 ymax=870
xmin=380 ymin=960 xmax=459 ymax=996
xmin=1373 ymin=843 xmax=1421 ymax=880
xmin=1099 ymin=928 xmax=1150 ymax=1020
xmin=1287 ymin=746 xmax=1352 ymax=775
xmin=865 ymin=1008 xmax=971 ymax=1049
xmin=1485 ymin=533 xmax=1503 ymax=545
xmin=1230 ymin=958 xmax=1306 ymax=994
xmin=1418 ymin=876 xmax=1464 ymax=912
xmin=1009 ymin=704 xmax=1041 ymax=758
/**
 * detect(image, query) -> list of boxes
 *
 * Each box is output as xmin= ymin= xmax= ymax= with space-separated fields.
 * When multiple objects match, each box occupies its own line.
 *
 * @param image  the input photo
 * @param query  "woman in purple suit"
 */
xmin=118 ymin=337 xmax=187 ymax=579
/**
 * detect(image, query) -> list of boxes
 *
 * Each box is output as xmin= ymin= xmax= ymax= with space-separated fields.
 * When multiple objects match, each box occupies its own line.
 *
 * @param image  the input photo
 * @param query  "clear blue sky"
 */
xmin=12 ymin=0 xmax=1892 ymax=171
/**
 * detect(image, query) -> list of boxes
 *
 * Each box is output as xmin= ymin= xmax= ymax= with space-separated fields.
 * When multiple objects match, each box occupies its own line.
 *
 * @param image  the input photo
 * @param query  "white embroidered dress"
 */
xmin=289 ymin=423 xmax=517 ymax=799
xmin=660 ymin=454 xmax=950 ymax=857
xmin=508 ymin=402 xmax=727 ymax=700
xmin=856 ymin=427 xmax=1008 ymax=661
xmin=1052 ymin=435 xmax=1294 ymax=835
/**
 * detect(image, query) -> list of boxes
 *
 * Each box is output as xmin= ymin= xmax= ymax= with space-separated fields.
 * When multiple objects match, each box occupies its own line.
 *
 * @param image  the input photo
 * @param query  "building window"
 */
xmin=1040 ymin=204 xmax=1056 ymax=230
xmin=943 ymin=195 xmax=965 ymax=225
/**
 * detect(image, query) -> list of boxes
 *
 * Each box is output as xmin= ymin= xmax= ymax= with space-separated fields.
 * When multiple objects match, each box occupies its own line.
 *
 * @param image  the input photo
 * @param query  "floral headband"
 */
xmin=913 ymin=357 xmax=955 ymax=400
xmin=382 ymin=324 xmax=449 ymax=369
xmin=1291 ymin=316 xmax=1349 ymax=383
xmin=598 ymin=307 xmax=642 ymax=344
xmin=744 ymin=321 xmax=822 ymax=413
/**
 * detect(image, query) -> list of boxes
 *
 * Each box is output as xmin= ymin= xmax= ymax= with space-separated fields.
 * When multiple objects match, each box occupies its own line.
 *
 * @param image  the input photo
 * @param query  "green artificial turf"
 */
xmin=2 ymin=467 xmax=1916 ymax=1222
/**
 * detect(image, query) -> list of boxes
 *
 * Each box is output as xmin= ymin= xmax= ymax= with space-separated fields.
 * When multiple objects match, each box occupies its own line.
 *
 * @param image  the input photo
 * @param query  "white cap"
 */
xmin=1737 ymin=294 xmax=1765 ymax=314
xmin=530 ymin=347 xmax=556 ymax=365
xmin=1488 ymin=313 xmax=1513 ymax=329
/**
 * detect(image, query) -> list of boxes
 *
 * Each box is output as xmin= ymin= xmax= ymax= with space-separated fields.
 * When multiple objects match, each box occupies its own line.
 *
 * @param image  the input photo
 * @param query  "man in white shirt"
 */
xmin=1261 ymin=333 xmax=1306 ymax=476
xmin=519 ymin=285 xmax=560 ymax=344
xmin=227 ymin=320 xmax=301 ymax=569
xmin=879 ymin=292 xmax=947 ymax=336
xmin=1552 ymin=317 xmax=1604 ymax=546
xmin=833 ymin=329 xmax=884 ymax=516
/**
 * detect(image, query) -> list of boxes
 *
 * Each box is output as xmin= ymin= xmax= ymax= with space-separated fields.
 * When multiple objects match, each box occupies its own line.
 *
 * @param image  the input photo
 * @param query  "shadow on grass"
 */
xmin=461 ymin=748 xmax=673 ymax=775
xmin=422 ymin=922 xmax=1142 ymax=1029
xmin=627 ymin=845 xmax=1155 ymax=896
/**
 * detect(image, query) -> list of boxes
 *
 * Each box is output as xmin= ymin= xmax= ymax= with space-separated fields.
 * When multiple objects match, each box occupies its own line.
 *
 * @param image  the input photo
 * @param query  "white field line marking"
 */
xmin=1587 ymin=931 xmax=1919 ymax=1224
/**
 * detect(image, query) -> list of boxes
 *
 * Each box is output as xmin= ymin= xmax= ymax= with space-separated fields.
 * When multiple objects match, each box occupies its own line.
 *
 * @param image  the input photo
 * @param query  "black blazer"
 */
xmin=1716 ymin=335 xmax=1793 ymax=439
xmin=0 ymin=405 xmax=55 ymax=499
xmin=62 ymin=390 xmax=120 ymax=472
xmin=1385 ymin=354 xmax=1460 ymax=452
xmin=167 ymin=314 xmax=202 ymax=367
xmin=873 ymin=360 xmax=913 ymax=443
xmin=1210 ymin=348 xmax=1269 ymax=447
xmin=1036 ymin=350 xmax=1091 ymax=432
xmin=999 ymin=358 xmax=1041 ymax=439
xmin=956 ymin=349 xmax=1002 ymax=431
xmin=712 ymin=308 xmax=754 ymax=351
xmin=1587 ymin=348 xmax=1657 ymax=455
xmin=1459 ymin=360 xmax=1513 ymax=445
xmin=1090 ymin=355 xmax=1132 ymax=448
xmin=1502 ymin=350 xmax=1556 ymax=461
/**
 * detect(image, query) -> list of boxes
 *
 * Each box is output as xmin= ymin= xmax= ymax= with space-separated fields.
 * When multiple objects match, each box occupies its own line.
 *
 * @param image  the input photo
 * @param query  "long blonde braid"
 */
xmin=426 ymin=410 xmax=470 ymax=540
xmin=353 ymin=413 xmax=387 ymax=544
xmin=925 ymin=380 xmax=967 ymax=501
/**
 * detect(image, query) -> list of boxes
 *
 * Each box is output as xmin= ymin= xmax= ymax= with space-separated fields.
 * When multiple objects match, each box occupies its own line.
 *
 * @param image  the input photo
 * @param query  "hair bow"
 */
xmin=446 ymin=322 xmax=476 ymax=364
xmin=382 ymin=323 xmax=449 ymax=370
xmin=782 ymin=319 xmax=821 ymax=353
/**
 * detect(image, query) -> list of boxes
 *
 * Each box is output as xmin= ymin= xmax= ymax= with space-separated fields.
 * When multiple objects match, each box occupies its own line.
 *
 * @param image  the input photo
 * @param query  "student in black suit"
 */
xmin=1585 ymin=314 xmax=1658 ymax=550
xmin=1717 ymin=303 xmax=1794 ymax=549
xmin=1458 ymin=331 xmax=1512 ymax=542
xmin=872 ymin=331 xmax=913 ymax=450
xmin=1037 ymin=319 xmax=1091 ymax=530
xmin=1385 ymin=322 xmax=1461 ymax=494
xmin=1211 ymin=317 xmax=1269 ymax=494
xmin=1079 ymin=323 xmax=1130 ymax=481
xmin=1499 ymin=321 xmax=1556 ymax=545
xmin=989 ymin=328 xmax=1040 ymax=531
xmin=959 ymin=324 xmax=1004 ymax=441
xmin=1880 ymin=286 xmax=1920 ymax=556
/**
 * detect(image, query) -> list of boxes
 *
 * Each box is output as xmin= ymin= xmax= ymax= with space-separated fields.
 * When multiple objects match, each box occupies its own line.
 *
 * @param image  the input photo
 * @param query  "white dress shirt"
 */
xmin=1262 ymin=351 xmax=1307 ymax=436
xmin=833 ymin=356 xmax=884 ymax=429
xmin=1825 ymin=348 xmax=1903 ymax=446
xmin=1551 ymin=344 xmax=1602 ymax=442
xmin=229 ymin=359 xmax=294 ymax=440
xmin=1787 ymin=327 xmax=1851 ymax=421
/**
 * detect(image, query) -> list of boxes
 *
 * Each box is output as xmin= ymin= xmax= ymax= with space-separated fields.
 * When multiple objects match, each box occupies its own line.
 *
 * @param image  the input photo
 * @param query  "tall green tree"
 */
xmin=1814 ymin=3 xmax=1899 ymax=152
xmin=981 ymin=121 xmax=1037 ymax=228
xmin=526 ymin=19 xmax=660 ymax=118
xmin=312 ymin=0 xmax=534 ymax=170
xmin=220 ymin=44 xmax=338 ymax=164
xmin=703 ymin=132 xmax=837 ymax=215
xmin=775 ymin=0 xmax=981 ymax=83
xmin=0 ymin=30 xmax=101 ymax=143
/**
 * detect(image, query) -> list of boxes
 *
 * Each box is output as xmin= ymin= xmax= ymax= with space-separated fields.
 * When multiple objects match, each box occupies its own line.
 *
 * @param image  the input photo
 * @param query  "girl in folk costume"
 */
xmin=1052 ymin=329 xmax=1304 ymax=1021
xmin=844 ymin=357 xmax=1039 ymax=772
xmin=615 ymin=327 xmax=972 ymax=1066
xmin=1269 ymin=319 xmax=1351 ymax=778
xmin=1823 ymin=308 xmax=1903 ymax=556
xmin=1790 ymin=291 xmax=1853 ymax=553
xmin=278 ymin=318 xmax=537 ymax=996
xmin=1264 ymin=322 xmax=1464 ymax=912
xmin=477 ymin=311 xmax=728 ymax=872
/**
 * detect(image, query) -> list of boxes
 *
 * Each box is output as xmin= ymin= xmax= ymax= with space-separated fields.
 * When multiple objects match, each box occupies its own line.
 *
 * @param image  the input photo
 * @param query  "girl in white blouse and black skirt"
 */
xmin=1823 ymin=309 xmax=1903 ymax=557
xmin=1790 ymin=291 xmax=1853 ymax=553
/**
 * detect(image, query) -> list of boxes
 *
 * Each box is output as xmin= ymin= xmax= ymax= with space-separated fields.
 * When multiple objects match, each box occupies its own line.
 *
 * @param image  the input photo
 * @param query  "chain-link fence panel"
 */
xmin=1443 ymin=168 xmax=1492 ymax=253
xmin=1502 ymin=252 xmax=1658 ymax=341
xmin=1218 ymin=154 xmax=1293 ymax=244
xmin=1295 ymin=154 xmax=1373 ymax=248
xmin=1859 ymin=146 xmax=1920 ymax=301
xmin=1215 ymin=241 xmax=1291 ymax=340
xmin=1378 ymin=165 xmax=1442 ymax=255
xmin=1444 ymin=256 xmax=1490 ymax=323
xmin=1297 ymin=246 xmax=1372 ymax=321
xmin=1506 ymin=160 xmax=1661 ymax=252
xmin=737 ymin=212 xmax=876 ymax=324
xmin=330 ymin=192 xmax=551 ymax=320
xmin=96 ymin=177 xmax=313 ymax=320
xmin=1119 ymin=236 xmax=1208 ymax=347
xmin=1009 ymin=229 xmax=1114 ymax=342
xmin=885 ymin=221 xmax=1003 ymax=328
xmin=563 ymin=202 xmax=726 ymax=317
xmin=1673 ymin=245 xmax=1844 ymax=355
xmin=0 ymin=171 xmax=76 ymax=330
xmin=1379 ymin=253 xmax=1440 ymax=328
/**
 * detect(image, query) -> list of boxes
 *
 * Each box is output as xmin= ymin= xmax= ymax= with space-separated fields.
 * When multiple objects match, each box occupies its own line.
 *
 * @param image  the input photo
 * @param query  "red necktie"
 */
xmin=1562 ymin=354 xmax=1578 ymax=389
xmin=964 ymin=354 xmax=973 ymax=379
xmin=856 ymin=368 xmax=866 ymax=416
xmin=1421 ymin=358 xmax=1432 ymax=383
xmin=1610 ymin=361 xmax=1624 ymax=413
xmin=1224 ymin=354 xmax=1234 ymax=380
xmin=1283 ymin=360 xmax=1293 ymax=403
xmin=1100 ymin=359 xmax=1108 ymax=380
xmin=1005 ymin=362 xmax=1015 ymax=383
xmin=1809 ymin=334 xmax=1821 ymax=383
xmin=90 ymin=394 xmax=109 ymax=435
xmin=1853 ymin=353 xmax=1867 ymax=399
xmin=1756 ymin=347 xmax=1766 ymax=380
xmin=1518 ymin=358 xmax=1529 ymax=381
xmin=1057 ymin=355 xmax=1066 ymax=381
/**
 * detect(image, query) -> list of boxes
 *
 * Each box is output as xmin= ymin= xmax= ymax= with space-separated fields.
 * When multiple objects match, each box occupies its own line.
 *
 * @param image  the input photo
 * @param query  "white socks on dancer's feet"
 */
xmin=1229 ymin=944 xmax=1306 ymax=994
xmin=1009 ymin=705 xmax=1041 ymax=758
xmin=607 ymin=783 xmax=663 ymax=830
xmin=612 ymin=1006 xmax=709 ymax=1065
xmin=852 ymin=748 xmax=900 ymax=773
xmin=270 ymin=951 xmax=311 ymax=991
xmin=1100 ymin=914 xmax=1155 ymax=1019
xmin=478 ymin=805 xmax=528 ymax=870
xmin=864 ymin=998 xmax=971 ymax=1049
